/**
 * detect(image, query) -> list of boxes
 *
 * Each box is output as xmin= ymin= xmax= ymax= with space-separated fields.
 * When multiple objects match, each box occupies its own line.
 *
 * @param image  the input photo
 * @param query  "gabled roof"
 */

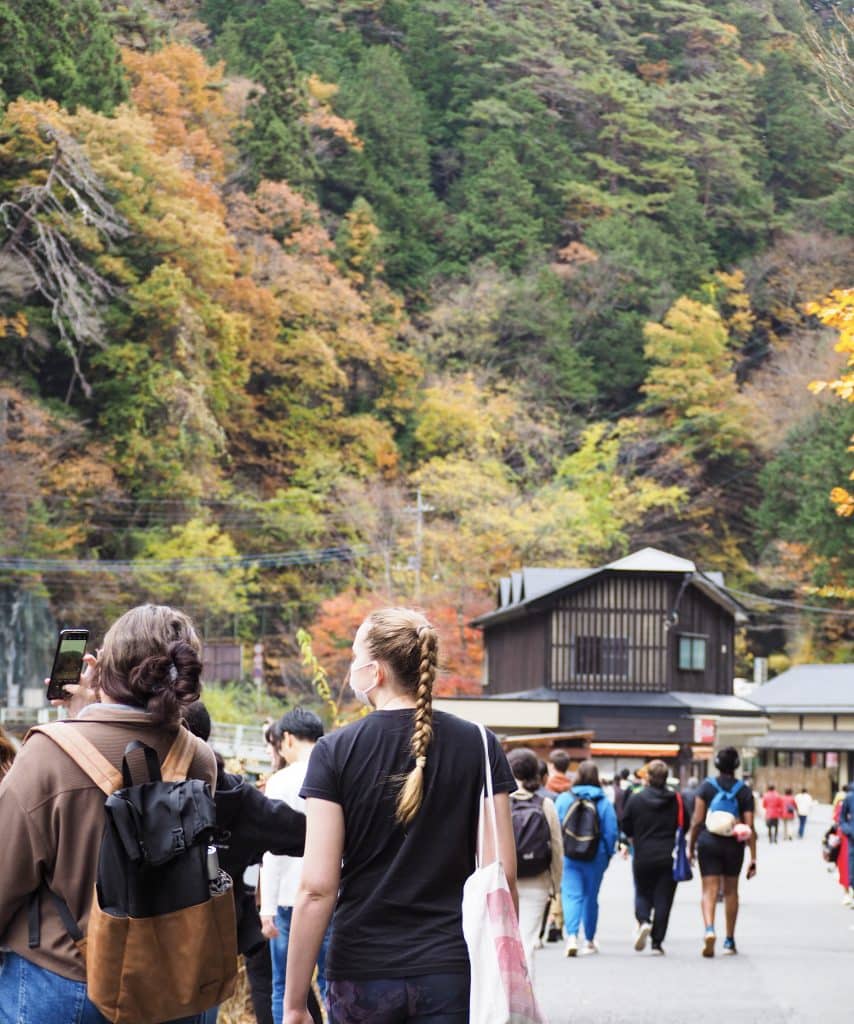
xmin=473 ymin=547 xmax=744 ymax=628
xmin=607 ymin=548 xmax=696 ymax=573
xmin=750 ymin=664 xmax=854 ymax=713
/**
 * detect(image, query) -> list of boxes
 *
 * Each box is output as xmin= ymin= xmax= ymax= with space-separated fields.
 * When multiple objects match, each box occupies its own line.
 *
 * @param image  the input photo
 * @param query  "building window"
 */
xmin=678 ymin=635 xmax=707 ymax=671
xmin=574 ymin=636 xmax=629 ymax=679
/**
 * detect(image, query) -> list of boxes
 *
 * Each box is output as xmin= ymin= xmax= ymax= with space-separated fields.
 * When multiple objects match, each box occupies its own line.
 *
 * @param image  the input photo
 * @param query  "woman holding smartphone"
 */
xmin=0 ymin=604 xmax=216 ymax=1024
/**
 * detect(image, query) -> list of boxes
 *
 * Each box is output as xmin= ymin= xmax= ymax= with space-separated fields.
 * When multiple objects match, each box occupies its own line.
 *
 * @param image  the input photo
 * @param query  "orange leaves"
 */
xmin=306 ymin=74 xmax=363 ymax=154
xmin=122 ymin=46 xmax=237 ymax=181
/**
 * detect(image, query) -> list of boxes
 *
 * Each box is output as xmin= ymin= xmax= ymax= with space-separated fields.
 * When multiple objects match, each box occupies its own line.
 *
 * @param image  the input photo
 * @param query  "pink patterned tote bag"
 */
xmin=462 ymin=725 xmax=547 ymax=1024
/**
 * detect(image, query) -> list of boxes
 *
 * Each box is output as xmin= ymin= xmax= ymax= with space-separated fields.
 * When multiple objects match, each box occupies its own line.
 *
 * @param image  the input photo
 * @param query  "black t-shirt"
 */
xmin=300 ymin=708 xmax=515 ymax=980
xmin=696 ymin=774 xmax=755 ymax=844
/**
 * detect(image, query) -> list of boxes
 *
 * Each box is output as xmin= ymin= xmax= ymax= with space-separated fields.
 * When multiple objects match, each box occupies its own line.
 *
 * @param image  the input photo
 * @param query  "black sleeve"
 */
xmin=243 ymin=785 xmax=307 ymax=858
xmin=738 ymin=784 xmax=755 ymax=815
xmin=697 ymin=780 xmax=715 ymax=806
xmin=300 ymin=735 xmax=339 ymax=803
xmin=487 ymin=729 xmax=516 ymax=796
xmin=621 ymin=797 xmax=634 ymax=837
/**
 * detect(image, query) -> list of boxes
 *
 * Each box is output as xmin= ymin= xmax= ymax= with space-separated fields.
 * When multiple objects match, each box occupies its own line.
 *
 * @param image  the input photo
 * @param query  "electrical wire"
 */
xmin=0 ymin=544 xmax=372 ymax=574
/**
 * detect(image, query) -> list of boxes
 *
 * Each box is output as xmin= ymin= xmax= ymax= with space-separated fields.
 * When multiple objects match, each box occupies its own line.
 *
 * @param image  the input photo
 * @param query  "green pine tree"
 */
xmin=243 ymin=33 xmax=319 ymax=192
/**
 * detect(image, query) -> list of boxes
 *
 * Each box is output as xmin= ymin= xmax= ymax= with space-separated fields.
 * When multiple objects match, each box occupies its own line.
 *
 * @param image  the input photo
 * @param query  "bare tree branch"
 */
xmin=0 ymin=124 xmax=130 ymax=399
xmin=802 ymin=7 xmax=854 ymax=132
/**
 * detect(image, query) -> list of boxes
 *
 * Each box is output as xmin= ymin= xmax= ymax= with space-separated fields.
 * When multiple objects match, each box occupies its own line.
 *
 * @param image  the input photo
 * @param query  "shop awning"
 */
xmin=590 ymin=742 xmax=681 ymax=758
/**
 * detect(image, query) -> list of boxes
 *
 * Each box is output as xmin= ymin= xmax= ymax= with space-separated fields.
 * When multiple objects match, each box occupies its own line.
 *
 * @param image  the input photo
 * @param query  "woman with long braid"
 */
xmin=283 ymin=608 xmax=517 ymax=1024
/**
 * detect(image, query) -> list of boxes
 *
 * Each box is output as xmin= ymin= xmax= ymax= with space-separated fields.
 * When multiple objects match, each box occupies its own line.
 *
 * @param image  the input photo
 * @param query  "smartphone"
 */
xmin=47 ymin=629 xmax=90 ymax=700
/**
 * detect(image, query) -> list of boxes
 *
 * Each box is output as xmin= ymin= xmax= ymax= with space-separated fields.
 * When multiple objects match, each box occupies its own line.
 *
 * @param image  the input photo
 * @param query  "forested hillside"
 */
xmin=0 ymin=0 xmax=851 ymax=695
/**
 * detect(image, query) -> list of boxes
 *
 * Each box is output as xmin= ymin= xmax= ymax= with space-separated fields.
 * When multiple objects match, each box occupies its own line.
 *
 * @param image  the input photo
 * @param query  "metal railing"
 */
xmin=0 ymin=706 xmax=270 ymax=767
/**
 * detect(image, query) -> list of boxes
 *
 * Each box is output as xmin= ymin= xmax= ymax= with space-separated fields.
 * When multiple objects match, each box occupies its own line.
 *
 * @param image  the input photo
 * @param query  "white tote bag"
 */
xmin=462 ymin=725 xmax=547 ymax=1024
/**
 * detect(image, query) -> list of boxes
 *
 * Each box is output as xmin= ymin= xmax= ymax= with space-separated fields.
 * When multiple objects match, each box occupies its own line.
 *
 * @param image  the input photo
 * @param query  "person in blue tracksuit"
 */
xmin=555 ymin=759 xmax=618 ymax=956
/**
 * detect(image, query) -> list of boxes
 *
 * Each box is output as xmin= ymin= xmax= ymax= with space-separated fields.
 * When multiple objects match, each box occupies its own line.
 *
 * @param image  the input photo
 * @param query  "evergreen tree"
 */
xmin=0 ymin=0 xmax=126 ymax=113
xmin=243 ymin=34 xmax=319 ymax=193
xmin=322 ymin=46 xmax=442 ymax=289
xmin=447 ymin=143 xmax=543 ymax=271
xmin=753 ymin=404 xmax=854 ymax=572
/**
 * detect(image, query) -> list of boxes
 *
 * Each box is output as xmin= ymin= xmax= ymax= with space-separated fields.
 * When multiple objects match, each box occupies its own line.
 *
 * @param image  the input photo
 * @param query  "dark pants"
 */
xmin=798 ymin=815 xmax=807 ymax=839
xmin=767 ymin=818 xmax=779 ymax=843
xmin=246 ymin=943 xmax=274 ymax=1024
xmin=327 ymin=972 xmax=469 ymax=1024
xmin=633 ymin=859 xmax=677 ymax=949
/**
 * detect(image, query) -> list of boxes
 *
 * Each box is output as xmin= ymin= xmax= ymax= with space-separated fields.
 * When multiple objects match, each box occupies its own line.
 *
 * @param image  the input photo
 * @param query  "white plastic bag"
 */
xmin=461 ymin=725 xmax=547 ymax=1024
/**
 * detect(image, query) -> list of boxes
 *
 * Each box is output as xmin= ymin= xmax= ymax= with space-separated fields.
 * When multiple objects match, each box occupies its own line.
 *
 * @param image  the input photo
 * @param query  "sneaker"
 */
xmin=634 ymin=921 xmax=651 ymax=951
xmin=722 ymin=937 xmax=737 ymax=956
xmin=565 ymin=935 xmax=578 ymax=957
xmin=702 ymin=929 xmax=716 ymax=958
xmin=650 ymin=944 xmax=665 ymax=956
xmin=842 ymin=891 xmax=853 ymax=907
xmin=579 ymin=940 xmax=599 ymax=956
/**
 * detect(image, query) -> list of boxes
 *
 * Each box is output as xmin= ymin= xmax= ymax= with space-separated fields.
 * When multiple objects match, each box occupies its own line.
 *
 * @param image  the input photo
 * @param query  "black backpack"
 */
xmin=29 ymin=724 xmax=238 ymax=1023
xmin=561 ymin=794 xmax=601 ymax=861
xmin=511 ymin=793 xmax=552 ymax=877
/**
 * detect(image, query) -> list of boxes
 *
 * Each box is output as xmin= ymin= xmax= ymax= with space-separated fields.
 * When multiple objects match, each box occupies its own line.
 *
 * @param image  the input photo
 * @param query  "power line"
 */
xmin=721 ymin=584 xmax=854 ymax=619
xmin=0 ymin=544 xmax=372 ymax=574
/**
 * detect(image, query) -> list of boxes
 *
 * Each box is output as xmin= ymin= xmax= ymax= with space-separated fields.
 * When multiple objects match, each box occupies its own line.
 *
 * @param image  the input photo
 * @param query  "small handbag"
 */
xmin=461 ymin=725 xmax=547 ymax=1024
xmin=673 ymin=790 xmax=693 ymax=883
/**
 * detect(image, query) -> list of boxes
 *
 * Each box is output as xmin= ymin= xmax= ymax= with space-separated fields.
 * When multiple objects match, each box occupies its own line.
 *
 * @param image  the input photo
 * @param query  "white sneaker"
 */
xmin=580 ymin=940 xmax=598 ymax=956
xmin=565 ymin=934 xmax=578 ymax=957
xmin=842 ymin=891 xmax=853 ymax=907
xmin=634 ymin=921 xmax=651 ymax=951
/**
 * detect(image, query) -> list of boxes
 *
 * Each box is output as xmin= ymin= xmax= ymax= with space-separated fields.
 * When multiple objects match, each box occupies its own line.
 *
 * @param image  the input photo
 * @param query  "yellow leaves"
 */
xmin=642 ymin=296 xmax=748 ymax=456
xmin=829 ymin=487 xmax=854 ymax=517
xmin=806 ymin=289 xmax=854 ymax=514
xmin=134 ymin=518 xmax=257 ymax=617
xmin=0 ymin=312 xmax=28 ymax=337
xmin=306 ymin=74 xmax=363 ymax=152
xmin=414 ymin=376 xmax=521 ymax=460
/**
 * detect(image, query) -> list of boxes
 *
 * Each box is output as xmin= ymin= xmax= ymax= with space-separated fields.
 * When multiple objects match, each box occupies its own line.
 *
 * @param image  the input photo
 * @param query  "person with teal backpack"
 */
xmin=687 ymin=747 xmax=757 ymax=958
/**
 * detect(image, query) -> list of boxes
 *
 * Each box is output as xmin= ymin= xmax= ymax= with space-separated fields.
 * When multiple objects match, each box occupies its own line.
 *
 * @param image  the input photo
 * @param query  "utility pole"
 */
xmin=410 ymin=488 xmax=434 ymax=605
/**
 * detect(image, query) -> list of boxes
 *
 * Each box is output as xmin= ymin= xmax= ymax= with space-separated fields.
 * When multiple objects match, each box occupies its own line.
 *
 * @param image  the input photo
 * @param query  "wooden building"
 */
xmin=749 ymin=664 xmax=854 ymax=801
xmin=472 ymin=548 xmax=764 ymax=776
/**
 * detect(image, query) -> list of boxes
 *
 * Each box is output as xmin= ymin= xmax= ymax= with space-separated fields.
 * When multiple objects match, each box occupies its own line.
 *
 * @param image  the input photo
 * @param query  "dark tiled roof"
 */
xmin=472 ymin=546 xmax=745 ymax=628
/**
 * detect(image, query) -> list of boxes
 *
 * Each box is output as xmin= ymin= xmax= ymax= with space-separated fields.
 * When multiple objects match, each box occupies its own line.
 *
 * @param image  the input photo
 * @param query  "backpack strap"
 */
xmin=160 ymin=724 xmax=197 ymax=782
xmin=707 ymin=778 xmax=722 ymax=794
xmin=27 ymin=723 xmax=122 ymax=796
xmin=730 ymin=780 xmax=744 ymax=797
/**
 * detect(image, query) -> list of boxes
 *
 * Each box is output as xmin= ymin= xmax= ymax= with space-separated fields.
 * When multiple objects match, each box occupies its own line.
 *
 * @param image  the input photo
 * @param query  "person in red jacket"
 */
xmin=780 ymin=787 xmax=797 ymax=841
xmin=761 ymin=784 xmax=784 ymax=844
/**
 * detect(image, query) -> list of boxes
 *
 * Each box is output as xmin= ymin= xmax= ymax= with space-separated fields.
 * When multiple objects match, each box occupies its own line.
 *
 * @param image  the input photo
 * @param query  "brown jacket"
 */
xmin=0 ymin=705 xmax=216 ymax=981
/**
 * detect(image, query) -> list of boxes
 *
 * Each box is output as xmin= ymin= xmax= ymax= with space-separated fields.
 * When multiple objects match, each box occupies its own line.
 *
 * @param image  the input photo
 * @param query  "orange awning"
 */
xmin=590 ymin=742 xmax=681 ymax=758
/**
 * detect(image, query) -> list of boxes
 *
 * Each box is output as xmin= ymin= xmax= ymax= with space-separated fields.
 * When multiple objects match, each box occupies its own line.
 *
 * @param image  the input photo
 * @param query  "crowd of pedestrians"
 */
xmin=0 ymin=605 xmax=852 ymax=1024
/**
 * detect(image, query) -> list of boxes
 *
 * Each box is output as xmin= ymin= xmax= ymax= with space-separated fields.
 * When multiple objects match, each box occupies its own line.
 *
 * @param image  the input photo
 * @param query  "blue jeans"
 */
xmin=561 ymin=853 xmax=609 ymax=941
xmin=270 ymin=905 xmax=330 ymax=1024
xmin=0 ymin=952 xmax=205 ymax=1024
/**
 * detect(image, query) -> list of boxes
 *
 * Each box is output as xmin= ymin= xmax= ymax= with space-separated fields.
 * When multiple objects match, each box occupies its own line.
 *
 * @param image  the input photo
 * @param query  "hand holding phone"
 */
xmin=46 ymin=629 xmax=89 ymax=701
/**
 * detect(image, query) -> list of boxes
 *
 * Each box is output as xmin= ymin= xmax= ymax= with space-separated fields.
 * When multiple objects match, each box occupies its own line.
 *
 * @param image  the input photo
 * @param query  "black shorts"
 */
xmin=697 ymin=834 xmax=745 ymax=878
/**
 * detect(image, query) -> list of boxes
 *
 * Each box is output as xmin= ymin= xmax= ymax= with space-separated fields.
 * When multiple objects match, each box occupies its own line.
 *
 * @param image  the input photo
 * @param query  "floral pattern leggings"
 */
xmin=326 ymin=971 xmax=470 ymax=1024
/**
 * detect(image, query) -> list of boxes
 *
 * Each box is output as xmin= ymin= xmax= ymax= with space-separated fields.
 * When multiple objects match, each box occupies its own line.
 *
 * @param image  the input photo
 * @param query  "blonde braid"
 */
xmin=396 ymin=624 xmax=436 ymax=827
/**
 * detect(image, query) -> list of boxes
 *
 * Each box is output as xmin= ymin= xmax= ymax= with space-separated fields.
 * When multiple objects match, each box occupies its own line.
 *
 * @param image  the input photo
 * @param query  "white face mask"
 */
xmin=349 ymin=660 xmax=377 ymax=706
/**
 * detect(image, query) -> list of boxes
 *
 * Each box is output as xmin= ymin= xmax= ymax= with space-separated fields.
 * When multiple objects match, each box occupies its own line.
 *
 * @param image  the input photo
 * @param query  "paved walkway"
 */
xmin=533 ymin=805 xmax=854 ymax=1023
